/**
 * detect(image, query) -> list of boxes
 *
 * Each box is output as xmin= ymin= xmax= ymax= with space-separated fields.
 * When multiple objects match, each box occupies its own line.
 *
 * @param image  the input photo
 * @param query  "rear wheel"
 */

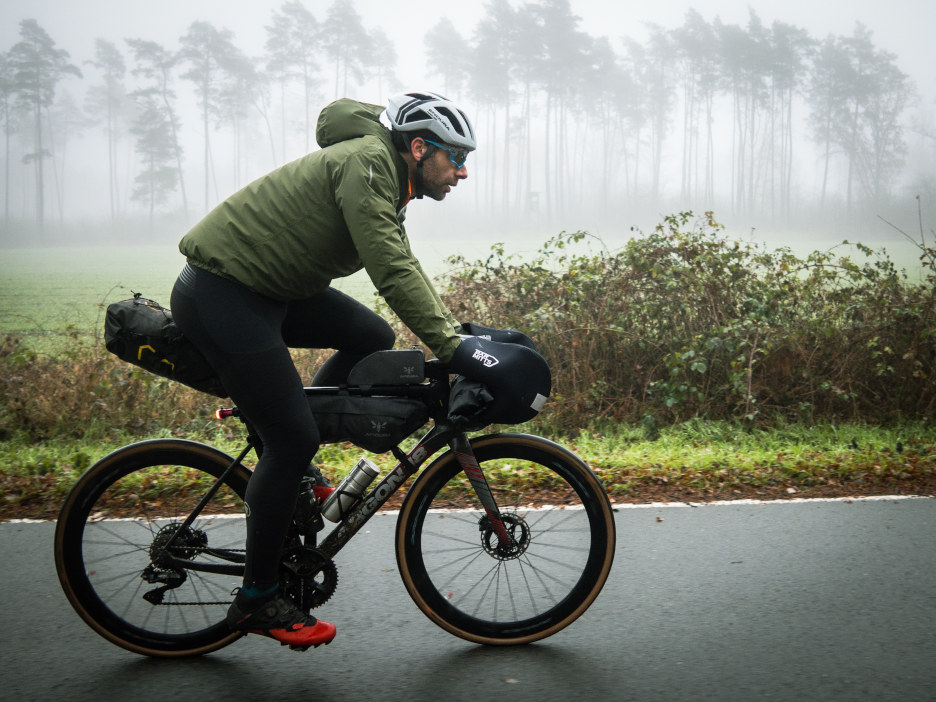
xmin=54 ymin=439 xmax=250 ymax=657
xmin=396 ymin=433 xmax=615 ymax=645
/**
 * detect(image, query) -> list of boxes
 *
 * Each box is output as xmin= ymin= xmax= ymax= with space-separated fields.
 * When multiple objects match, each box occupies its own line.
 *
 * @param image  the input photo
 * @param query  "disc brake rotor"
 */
xmin=479 ymin=512 xmax=532 ymax=560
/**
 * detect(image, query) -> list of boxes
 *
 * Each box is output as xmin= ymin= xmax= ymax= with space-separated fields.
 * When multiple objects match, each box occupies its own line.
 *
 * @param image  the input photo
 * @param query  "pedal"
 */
xmin=288 ymin=640 xmax=330 ymax=652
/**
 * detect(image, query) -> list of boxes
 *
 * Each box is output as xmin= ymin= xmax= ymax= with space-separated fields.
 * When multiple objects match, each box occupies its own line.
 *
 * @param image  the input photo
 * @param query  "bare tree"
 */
xmin=7 ymin=19 xmax=81 ymax=228
xmin=265 ymin=1 xmax=320 ymax=156
xmin=85 ymin=39 xmax=127 ymax=220
xmin=126 ymin=37 xmax=189 ymax=218
xmin=178 ymin=20 xmax=241 ymax=211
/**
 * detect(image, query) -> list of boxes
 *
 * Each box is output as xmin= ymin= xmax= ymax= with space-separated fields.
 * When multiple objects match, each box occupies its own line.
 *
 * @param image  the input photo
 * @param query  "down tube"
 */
xmin=317 ymin=427 xmax=454 ymax=559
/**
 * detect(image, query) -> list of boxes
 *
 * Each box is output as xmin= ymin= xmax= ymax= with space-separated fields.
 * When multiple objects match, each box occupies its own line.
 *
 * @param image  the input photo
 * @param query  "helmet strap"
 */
xmin=411 ymin=135 xmax=435 ymax=200
xmin=414 ymin=158 xmax=425 ymax=199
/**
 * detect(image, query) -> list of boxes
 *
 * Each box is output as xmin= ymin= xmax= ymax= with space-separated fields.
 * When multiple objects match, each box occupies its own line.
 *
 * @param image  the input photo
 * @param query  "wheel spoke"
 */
xmin=54 ymin=442 xmax=250 ymax=656
xmin=398 ymin=436 xmax=615 ymax=644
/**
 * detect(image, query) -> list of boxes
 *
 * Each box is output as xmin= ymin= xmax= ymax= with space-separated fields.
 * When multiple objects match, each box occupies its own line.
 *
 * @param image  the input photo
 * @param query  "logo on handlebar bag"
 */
xmin=471 ymin=348 xmax=500 ymax=368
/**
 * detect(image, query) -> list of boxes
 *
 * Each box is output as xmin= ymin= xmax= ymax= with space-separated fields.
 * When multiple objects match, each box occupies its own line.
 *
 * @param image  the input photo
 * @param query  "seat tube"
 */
xmin=448 ymin=434 xmax=513 ymax=546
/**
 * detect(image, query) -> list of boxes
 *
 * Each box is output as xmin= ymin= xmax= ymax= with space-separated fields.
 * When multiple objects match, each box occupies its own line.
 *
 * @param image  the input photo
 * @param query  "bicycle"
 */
xmin=54 ymin=349 xmax=615 ymax=657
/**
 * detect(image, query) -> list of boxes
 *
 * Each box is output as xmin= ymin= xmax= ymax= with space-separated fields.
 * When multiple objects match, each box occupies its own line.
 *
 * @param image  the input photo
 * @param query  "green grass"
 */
xmin=569 ymin=419 xmax=935 ymax=499
xmin=0 ymin=236 xmax=516 ymax=350
xmin=0 ymin=245 xmax=382 ymax=349
xmin=3 ymin=418 xmax=933 ymax=520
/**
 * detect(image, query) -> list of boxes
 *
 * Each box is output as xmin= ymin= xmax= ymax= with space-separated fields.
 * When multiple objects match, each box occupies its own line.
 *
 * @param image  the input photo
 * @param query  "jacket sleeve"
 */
xmin=414 ymin=254 xmax=459 ymax=330
xmin=333 ymin=144 xmax=461 ymax=362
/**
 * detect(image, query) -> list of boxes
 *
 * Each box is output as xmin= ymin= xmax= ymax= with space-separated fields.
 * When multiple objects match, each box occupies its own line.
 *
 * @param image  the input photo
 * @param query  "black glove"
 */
xmin=448 ymin=335 xmax=505 ymax=383
xmin=447 ymin=336 xmax=551 ymax=428
xmin=457 ymin=322 xmax=537 ymax=351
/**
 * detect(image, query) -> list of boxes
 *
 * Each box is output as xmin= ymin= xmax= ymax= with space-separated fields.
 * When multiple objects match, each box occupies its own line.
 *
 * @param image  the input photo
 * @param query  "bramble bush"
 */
xmin=437 ymin=211 xmax=935 ymax=428
xmin=0 ymin=329 xmax=330 ymax=443
xmin=2 ymin=211 xmax=934 ymax=442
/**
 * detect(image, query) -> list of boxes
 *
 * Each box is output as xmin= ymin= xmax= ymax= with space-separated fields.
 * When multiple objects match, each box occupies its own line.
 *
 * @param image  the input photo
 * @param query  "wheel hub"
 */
xmin=149 ymin=522 xmax=208 ymax=566
xmin=479 ymin=512 xmax=531 ymax=560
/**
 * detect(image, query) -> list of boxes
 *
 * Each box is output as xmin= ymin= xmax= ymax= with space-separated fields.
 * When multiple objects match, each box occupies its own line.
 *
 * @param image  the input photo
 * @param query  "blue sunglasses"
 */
xmin=424 ymin=139 xmax=469 ymax=168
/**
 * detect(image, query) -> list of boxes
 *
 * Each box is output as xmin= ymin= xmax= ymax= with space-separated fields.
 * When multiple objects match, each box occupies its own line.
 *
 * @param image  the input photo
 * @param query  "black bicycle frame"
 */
xmin=160 ymin=415 xmax=515 ymax=576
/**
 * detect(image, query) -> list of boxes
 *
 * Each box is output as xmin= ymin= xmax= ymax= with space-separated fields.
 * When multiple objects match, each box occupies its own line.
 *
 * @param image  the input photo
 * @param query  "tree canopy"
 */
xmin=0 ymin=2 xmax=928 ymax=233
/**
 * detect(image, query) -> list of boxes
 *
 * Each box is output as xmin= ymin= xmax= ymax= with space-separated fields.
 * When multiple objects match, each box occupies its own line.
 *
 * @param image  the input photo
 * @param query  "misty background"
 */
xmin=1 ymin=0 xmax=935 ymax=260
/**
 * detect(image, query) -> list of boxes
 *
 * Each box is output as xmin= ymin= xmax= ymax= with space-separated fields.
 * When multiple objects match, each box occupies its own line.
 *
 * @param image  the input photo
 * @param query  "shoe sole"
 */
xmin=288 ymin=640 xmax=331 ymax=652
xmin=248 ymin=629 xmax=336 ymax=651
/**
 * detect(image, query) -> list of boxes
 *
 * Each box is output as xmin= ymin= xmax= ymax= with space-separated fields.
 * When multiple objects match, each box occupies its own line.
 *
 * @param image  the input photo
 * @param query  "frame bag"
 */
xmin=309 ymin=395 xmax=429 ymax=453
xmin=104 ymin=293 xmax=228 ymax=398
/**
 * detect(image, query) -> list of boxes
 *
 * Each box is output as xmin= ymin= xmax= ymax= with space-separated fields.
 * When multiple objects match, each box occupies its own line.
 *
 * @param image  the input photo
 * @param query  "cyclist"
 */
xmin=170 ymin=91 xmax=487 ymax=649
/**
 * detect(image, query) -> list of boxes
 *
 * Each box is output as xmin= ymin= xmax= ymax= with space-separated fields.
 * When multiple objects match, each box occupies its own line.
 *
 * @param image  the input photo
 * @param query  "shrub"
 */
xmin=2 ymin=212 xmax=933 ymax=441
xmin=440 ymin=212 xmax=936 ymax=426
xmin=0 ymin=331 xmax=331 ymax=442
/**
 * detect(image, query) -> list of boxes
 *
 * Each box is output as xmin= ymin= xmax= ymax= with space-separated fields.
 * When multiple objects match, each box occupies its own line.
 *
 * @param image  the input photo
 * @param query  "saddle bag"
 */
xmin=104 ymin=293 xmax=228 ymax=398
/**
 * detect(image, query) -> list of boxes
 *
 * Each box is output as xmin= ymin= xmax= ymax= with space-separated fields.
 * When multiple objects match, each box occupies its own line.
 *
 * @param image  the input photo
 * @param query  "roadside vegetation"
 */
xmin=2 ymin=212 xmax=934 ymax=518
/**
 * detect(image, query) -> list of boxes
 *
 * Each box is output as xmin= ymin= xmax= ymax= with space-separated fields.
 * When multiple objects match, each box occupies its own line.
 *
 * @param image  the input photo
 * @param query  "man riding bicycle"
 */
xmin=171 ymin=92 xmax=515 ymax=648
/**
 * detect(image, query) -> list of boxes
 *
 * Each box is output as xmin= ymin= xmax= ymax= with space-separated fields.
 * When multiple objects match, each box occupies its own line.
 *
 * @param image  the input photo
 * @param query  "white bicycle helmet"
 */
xmin=386 ymin=91 xmax=477 ymax=151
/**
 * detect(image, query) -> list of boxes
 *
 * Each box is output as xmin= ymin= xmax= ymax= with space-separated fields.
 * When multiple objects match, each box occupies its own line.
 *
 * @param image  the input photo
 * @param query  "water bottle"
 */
xmin=321 ymin=457 xmax=379 ymax=522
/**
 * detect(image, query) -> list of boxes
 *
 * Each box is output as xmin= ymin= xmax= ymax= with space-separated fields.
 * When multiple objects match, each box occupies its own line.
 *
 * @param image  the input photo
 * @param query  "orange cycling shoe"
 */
xmin=227 ymin=590 xmax=336 ymax=648
xmin=305 ymin=463 xmax=335 ymax=502
xmin=312 ymin=484 xmax=335 ymax=501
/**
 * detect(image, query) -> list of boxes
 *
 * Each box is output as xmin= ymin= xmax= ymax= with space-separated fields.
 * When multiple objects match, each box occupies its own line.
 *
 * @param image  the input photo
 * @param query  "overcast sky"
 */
xmin=2 ymin=0 xmax=933 ymax=247
xmin=2 ymin=0 xmax=934 ymax=102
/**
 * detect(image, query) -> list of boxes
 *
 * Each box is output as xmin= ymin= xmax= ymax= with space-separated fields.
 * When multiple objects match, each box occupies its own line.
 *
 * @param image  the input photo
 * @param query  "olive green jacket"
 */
xmin=179 ymin=99 xmax=460 ymax=362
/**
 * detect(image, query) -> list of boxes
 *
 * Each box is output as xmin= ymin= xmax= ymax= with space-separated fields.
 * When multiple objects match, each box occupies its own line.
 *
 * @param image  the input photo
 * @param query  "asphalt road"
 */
xmin=2 ymin=496 xmax=934 ymax=702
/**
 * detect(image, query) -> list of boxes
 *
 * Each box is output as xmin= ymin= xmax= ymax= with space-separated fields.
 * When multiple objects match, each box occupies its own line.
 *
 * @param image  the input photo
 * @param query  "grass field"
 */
xmin=2 ymin=417 xmax=933 ymax=520
xmin=0 ymin=245 xmax=382 ymax=346
xmin=0 ymin=232 xmax=548 ymax=346
xmin=1 ymin=221 xmax=925 ymax=346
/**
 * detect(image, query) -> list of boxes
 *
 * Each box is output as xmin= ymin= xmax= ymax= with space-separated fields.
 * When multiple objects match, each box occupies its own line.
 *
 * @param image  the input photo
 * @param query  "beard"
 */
xmin=421 ymin=185 xmax=449 ymax=201
xmin=418 ymin=155 xmax=458 ymax=201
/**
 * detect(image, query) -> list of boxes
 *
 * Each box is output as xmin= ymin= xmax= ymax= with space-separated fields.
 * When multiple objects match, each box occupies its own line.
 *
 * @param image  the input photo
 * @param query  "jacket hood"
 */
xmin=316 ymin=99 xmax=390 ymax=148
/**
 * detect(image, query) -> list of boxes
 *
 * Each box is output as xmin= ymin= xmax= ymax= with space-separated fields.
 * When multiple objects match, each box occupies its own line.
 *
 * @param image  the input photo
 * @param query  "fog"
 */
xmin=1 ymin=0 xmax=935 ymax=259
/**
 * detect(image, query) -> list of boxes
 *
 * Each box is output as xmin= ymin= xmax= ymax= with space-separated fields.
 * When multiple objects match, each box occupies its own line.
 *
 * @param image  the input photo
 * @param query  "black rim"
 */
xmin=54 ymin=442 xmax=249 ymax=655
xmin=399 ymin=438 xmax=613 ymax=642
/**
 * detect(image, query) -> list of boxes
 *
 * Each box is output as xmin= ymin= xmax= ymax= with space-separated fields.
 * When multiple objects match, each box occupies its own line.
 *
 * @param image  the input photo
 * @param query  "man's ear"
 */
xmin=410 ymin=136 xmax=428 ymax=163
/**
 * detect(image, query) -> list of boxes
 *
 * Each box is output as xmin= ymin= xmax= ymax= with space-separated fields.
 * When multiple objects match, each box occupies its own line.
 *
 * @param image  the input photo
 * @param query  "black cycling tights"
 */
xmin=171 ymin=265 xmax=394 ymax=591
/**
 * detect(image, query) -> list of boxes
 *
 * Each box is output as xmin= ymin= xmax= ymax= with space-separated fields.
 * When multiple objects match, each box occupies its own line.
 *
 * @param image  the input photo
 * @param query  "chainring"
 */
xmin=281 ymin=546 xmax=339 ymax=610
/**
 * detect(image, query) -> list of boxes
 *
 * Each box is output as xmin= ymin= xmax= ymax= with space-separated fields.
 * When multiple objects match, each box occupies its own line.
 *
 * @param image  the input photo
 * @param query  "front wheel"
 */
xmin=396 ymin=433 xmax=615 ymax=645
xmin=54 ymin=439 xmax=251 ymax=657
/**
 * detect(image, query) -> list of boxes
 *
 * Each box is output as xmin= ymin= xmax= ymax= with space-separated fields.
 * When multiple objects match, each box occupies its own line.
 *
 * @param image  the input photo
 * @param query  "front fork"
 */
xmin=447 ymin=434 xmax=515 ymax=549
